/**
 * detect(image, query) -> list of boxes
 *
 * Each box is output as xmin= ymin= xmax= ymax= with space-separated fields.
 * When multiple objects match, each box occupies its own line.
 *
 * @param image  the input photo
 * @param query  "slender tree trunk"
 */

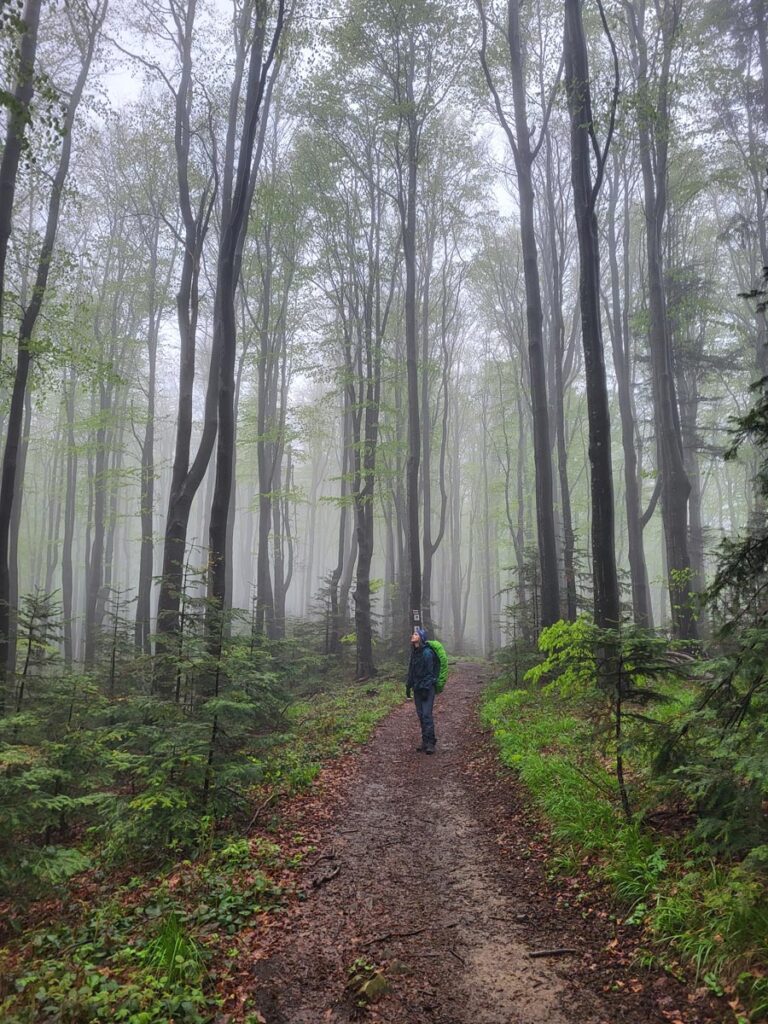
xmin=84 ymin=379 xmax=110 ymax=666
xmin=449 ymin=417 xmax=464 ymax=651
xmin=156 ymin=0 xmax=218 ymax=661
xmin=564 ymin=0 xmax=621 ymax=630
xmin=542 ymin=134 xmax=577 ymax=620
xmin=8 ymin=392 xmax=32 ymax=670
xmin=623 ymin=0 xmax=696 ymax=640
xmin=419 ymin=222 xmax=438 ymax=632
xmin=303 ymin=449 xmax=324 ymax=616
xmin=0 ymin=0 xmax=41 ymax=344
xmin=605 ymin=155 xmax=653 ymax=625
xmin=207 ymin=0 xmax=286 ymax=658
xmin=135 ymin=241 xmax=160 ymax=655
xmin=353 ymin=304 xmax=384 ymax=678
xmin=62 ymin=372 xmax=77 ymax=667
xmin=271 ymin=443 xmax=286 ymax=639
xmin=677 ymin=367 xmax=708 ymax=636
xmin=402 ymin=94 xmax=422 ymax=627
xmin=482 ymin=399 xmax=494 ymax=655
xmin=329 ymin=402 xmax=351 ymax=654
xmin=44 ymin=411 xmax=64 ymax=595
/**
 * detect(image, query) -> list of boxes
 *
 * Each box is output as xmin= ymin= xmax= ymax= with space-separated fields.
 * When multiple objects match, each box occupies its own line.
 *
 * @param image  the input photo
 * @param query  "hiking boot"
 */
xmin=416 ymin=743 xmax=426 ymax=752
xmin=424 ymin=742 xmax=435 ymax=754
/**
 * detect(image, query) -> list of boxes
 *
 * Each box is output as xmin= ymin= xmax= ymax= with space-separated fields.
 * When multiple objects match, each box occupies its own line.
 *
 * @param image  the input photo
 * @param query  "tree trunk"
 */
xmin=564 ymin=0 xmax=621 ymax=630
xmin=207 ymin=0 xmax=286 ymax=658
xmin=156 ymin=0 xmax=220 ymax=661
xmin=84 ymin=379 xmax=110 ymax=666
xmin=542 ymin=133 xmax=577 ymax=620
xmin=62 ymin=372 xmax=77 ymax=667
xmin=0 ymin=0 xmax=41 ymax=346
xmin=135 ymin=242 xmax=160 ymax=655
xmin=402 ymin=94 xmax=422 ymax=627
xmin=623 ymin=0 xmax=696 ymax=640
xmin=605 ymin=153 xmax=653 ymax=626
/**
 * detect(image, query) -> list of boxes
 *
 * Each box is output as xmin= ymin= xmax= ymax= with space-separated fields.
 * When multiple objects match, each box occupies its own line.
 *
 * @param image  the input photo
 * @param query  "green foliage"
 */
xmin=482 ymin=677 xmax=768 ymax=1014
xmin=0 ymin=896 xmax=211 ymax=1023
xmin=481 ymin=688 xmax=618 ymax=851
xmin=1 ymin=956 xmax=209 ymax=1024
xmin=0 ymin=624 xmax=404 ymax=1023
xmin=191 ymin=872 xmax=281 ymax=934
xmin=137 ymin=912 xmax=205 ymax=983
xmin=526 ymin=617 xmax=692 ymax=702
xmin=524 ymin=618 xmax=597 ymax=697
xmin=522 ymin=618 xmax=693 ymax=820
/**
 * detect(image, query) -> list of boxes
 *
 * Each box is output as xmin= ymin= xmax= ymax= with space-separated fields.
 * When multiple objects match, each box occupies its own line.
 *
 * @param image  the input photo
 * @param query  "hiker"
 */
xmin=406 ymin=627 xmax=438 ymax=754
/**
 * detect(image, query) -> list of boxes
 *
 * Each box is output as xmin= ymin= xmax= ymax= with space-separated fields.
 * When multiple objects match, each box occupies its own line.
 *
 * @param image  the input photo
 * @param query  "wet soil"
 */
xmin=226 ymin=663 xmax=729 ymax=1024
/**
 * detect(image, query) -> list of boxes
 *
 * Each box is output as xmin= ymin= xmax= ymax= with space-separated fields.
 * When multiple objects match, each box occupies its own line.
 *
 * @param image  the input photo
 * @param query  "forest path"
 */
xmin=231 ymin=664 xmax=723 ymax=1024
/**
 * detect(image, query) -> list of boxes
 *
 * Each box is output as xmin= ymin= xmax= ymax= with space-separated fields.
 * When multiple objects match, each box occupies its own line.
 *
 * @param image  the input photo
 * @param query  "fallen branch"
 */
xmin=527 ymin=948 xmax=578 ymax=958
xmin=311 ymin=865 xmax=341 ymax=887
xmin=306 ymin=851 xmax=339 ymax=867
xmin=246 ymin=791 xmax=276 ymax=832
xmin=362 ymin=925 xmax=429 ymax=947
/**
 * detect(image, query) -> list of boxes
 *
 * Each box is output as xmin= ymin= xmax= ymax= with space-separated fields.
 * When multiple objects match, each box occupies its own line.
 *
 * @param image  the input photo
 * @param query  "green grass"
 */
xmin=482 ymin=683 xmax=768 ymax=1020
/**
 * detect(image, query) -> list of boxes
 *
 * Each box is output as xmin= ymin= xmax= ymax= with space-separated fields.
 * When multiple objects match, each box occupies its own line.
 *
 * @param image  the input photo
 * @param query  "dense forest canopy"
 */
xmin=0 ymin=0 xmax=763 ymax=674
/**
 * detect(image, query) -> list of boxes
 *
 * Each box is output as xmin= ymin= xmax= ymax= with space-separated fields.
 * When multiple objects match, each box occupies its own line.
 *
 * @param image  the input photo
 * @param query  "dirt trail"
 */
xmin=238 ymin=664 xmax=725 ymax=1024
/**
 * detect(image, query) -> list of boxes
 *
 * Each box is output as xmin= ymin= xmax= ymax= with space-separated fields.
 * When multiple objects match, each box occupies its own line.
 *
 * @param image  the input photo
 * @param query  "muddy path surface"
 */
xmin=230 ymin=664 xmax=726 ymax=1024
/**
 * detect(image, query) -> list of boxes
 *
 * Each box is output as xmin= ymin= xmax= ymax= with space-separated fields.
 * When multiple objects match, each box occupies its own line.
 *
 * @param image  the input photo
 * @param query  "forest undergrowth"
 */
xmin=0 ymin=623 xmax=404 ymax=1024
xmin=483 ymin=626 xmax=768 ymax=1024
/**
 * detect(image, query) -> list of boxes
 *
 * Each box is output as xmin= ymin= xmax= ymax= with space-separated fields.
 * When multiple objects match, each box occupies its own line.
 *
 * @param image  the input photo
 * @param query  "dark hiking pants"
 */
xmin=414 ymin=686 xmax=436 ymax=746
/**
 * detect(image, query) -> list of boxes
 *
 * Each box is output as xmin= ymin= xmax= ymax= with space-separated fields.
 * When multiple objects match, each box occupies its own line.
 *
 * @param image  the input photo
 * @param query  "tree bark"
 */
xmin=542 ymin=133 xmax=577 ymax=620
xmin=564 ymin=0 xmax=621 ymax=630
xmin=401 ymin=55 xmax=422 ymax=628
xmin=605 ymin=153 xmax=653 ymax=626
xmin=156 ymin=0 xmax=219 ymax=662
xmin=207 ymin=0 xmax=286 ymax=659
xmin=135 ymin=234 xmax=160 ymax=655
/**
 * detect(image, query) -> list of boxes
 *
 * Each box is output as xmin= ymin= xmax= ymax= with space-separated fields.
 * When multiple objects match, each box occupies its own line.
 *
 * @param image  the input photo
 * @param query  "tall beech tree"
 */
xmin=603 ymin=149 xmax=654 ymax=626
xmin=206 ymin=0 xmax=287 ymax=652
xmin=145 ymin=0 xmax=218 ymax=660
xmin=563 ymin=0 xmax=621 ymax=630
xmin=477 ymin=0 xmax=561 ymax=628
xmin=622 ymin=0 xmax=697 ymax=640
xmin=248 ymin=131 xmax=303 ymax=640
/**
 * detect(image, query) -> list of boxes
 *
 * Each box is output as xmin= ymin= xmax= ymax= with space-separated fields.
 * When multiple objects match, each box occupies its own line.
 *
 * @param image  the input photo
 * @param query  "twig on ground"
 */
xmin=527 ymin=948 xmax=578 ymax=958
xmin=306 ymin=851 xmax=339 ymax=867
xmin=246 ymin=792 xmax=275 ymax=832
xmin=362 ymin=925 xmax=429 ymax=946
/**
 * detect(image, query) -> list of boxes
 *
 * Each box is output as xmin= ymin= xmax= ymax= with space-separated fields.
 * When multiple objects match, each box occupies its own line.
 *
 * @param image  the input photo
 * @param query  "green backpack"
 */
xmin=427 ymin=640 xmax=449 ymax=693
